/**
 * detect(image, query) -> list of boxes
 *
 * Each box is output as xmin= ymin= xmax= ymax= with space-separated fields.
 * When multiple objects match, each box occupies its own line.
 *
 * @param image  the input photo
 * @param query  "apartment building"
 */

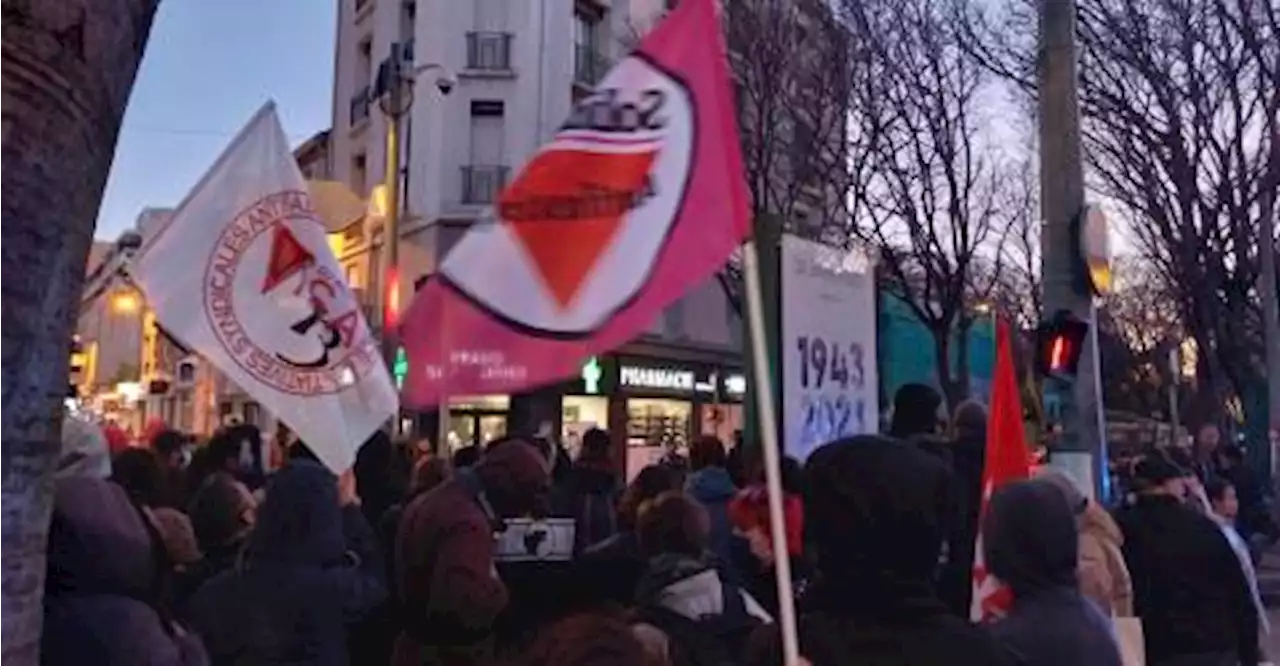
xmin=326 ymin=0 xmax=743 ymax=468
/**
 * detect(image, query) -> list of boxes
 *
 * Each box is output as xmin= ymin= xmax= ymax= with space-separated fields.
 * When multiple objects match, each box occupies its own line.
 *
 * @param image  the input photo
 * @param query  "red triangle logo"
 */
xmin=261 ymin=223 xmax=317 ymax=294
xmin=499 ymin=148 xmax=658 ymax=309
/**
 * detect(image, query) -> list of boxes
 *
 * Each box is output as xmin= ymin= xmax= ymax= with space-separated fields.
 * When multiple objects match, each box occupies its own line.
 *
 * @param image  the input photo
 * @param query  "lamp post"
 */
xmin=371 ymin=42 xmax=454 ymax=441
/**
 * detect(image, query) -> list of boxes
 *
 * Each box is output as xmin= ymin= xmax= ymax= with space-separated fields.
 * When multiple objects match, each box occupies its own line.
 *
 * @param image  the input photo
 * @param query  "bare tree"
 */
xmin=960 ymin=0 xmax=1280 ymax=424
xmin=2 ymin=1 xmax=162 ymax=662
xmin=836 ymin=0 xmax=1011 ymax=407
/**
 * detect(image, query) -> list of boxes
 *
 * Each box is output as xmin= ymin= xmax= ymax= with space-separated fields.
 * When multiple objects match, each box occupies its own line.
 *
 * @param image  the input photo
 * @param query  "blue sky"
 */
xmin=94 ymin=0 xmax=336 ymax=240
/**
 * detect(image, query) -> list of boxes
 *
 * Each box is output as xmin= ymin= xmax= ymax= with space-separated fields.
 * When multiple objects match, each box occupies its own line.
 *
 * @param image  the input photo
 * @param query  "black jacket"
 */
xmin=1116 ymin=494 xmax=1259 ymax=664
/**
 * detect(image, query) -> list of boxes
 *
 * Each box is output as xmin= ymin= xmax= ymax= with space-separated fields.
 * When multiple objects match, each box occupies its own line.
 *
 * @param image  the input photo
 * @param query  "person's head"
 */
xmin=804 ymin=435 xmax=953 ymax=587
xmin=151 ymin=429 xmax=187 ymax=469
xmin=983 ymin=479 xmax=1079 ymax=596
xmin=187 ymin=472 xmax=257 ymax=552
xmin=1206 ymin=477 xmax=1238 ymax=522
xmin=728 ymin=486 xmax=803 ymax=565
xmin=249 ymin=459 xmax=346 ymax=566
xmin=1033 ymin=468 xmax=1089 ymax=516
xmin=452 ymin=444 xmax=481 ymax=469
xmin=58 ymin=414 xmax=111 ymax=479
xmin=951 ymin=400 xmax=987 ymax=441
xmin=1133 ymin=455 xmax=1186 ymax=498
xmin=888 ymin=383 xmax=946 ymax=439
xmin=475 ymin=440 xmax=552 ymax=519
xmin=689 ymin=435 xmax=727 ymax=471
xmin=1196 ymin=423 xmax=1221 ymax=454
xmin=409 ymin=456 xmax=451 ymax=496
xmin=637 ymin=492 xmax=710 ymax=560
xmin=111 ymin=447 xmax=171 ymax=508
xmin=523 ymin=612 xmax=658 ymax=666
xmin=618 ymin=464 xmax=683 ymax=530
xmin=205 ymin=427 xmax=248 ymax=474
xmin=578 ymin=428 xmax=613 ymax=467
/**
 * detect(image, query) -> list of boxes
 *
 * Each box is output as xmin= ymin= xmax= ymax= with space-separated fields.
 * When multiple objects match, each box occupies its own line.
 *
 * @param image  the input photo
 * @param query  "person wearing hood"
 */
xmin=1035 ymin=468 xmax=1134 ymax=617
xmin=392 ymin=439 xmax=551 ymax=666
xmin=983 ymin=479 xmax=1122 ymax=666
xmin=43 ymin=414 xmax=208 ymax=666
xmin=563 ymin=428 xmax=624 ymax=554
xmin=632 ymin=492 xmax=771 ymax=666
xmin=182 ymin=458 xmax=386 ymax=666
xmin=750 ymin=435 xmax=1016 ymax=666
xmin=684 ymin=436 xmax=740 ymax=582
xmin=1116 ymin=455 xmax=1259 ymax=666
xmin=888 ymin=383 xmax=953 ymax=468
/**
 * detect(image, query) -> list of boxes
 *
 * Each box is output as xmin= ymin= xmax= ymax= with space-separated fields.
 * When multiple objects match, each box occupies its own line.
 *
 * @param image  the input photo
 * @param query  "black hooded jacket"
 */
xmin=183 ymin=460 xmax=386 ymax=666
xmin=751 ymin=436 xmax=1017 ymax=666
xmin=1116 ymin=493 xmax=1260 ymax=664
xmin=985 ymin=480 xmax=1121 ymax=666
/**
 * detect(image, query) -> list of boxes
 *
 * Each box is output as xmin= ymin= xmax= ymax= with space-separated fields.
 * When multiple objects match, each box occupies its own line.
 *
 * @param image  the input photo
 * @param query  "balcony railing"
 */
xmin=350 ymin=85 xmax=371 ymax=125
xmin=466 ymin=32 xmax=514 ymax=71
xmin=461 ymin=165 xmax=510 ymax=205
xmin=573 ymin=43 xmax=609 ymax=87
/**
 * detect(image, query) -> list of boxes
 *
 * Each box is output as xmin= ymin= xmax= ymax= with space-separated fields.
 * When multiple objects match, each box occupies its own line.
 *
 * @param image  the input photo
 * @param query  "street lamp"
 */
xmin=111 ymin=292 xmax=141 ymax=314
xmin=372 ymin=41 xmax=455 ymax=440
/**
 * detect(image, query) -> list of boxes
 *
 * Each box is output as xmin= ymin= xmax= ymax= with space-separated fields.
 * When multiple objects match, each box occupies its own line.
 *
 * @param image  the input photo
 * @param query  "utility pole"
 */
xmin=375 ymin=43 xmax=411 ymax=437
xmin=1039 ymin=0 xmax=1108 ymax=500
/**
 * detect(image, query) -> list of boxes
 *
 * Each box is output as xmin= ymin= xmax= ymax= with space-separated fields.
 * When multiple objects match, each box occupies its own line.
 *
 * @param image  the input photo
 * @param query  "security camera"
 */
xmin=435 ymin=76 xmax=456 ymax=95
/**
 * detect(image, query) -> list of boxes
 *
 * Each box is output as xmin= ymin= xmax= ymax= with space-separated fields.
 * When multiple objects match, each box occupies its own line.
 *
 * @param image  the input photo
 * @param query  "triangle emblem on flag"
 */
xmin=261 ymin=222 xmax=316 ymax=294
xmin=501 ymin=149 xmax=659 ymax=310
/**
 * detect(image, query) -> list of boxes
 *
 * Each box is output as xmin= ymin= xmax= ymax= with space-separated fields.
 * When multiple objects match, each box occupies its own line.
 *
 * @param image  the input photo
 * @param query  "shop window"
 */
xmin=562 ymin=395 xmax=609 ymax=458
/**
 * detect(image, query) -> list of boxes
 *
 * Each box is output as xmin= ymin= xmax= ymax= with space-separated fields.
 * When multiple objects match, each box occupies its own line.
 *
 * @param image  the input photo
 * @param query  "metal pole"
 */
xmin=1039 ymin=0 xmax=1106 ymax=500
xmin=1167 ymin=347 xmax=1182 ymax=447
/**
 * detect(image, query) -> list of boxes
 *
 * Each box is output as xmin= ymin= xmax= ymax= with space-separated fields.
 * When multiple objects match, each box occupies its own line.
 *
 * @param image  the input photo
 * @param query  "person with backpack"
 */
xmin=632 ymin=492 xmax=771 ymax=666
xmin=563 ymin=428 xmax=624 ymax=554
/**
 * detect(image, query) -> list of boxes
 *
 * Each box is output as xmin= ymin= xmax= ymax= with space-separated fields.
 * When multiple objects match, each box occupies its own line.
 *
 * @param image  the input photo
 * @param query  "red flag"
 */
xmin=399 ymin=0 xmax=750 ymax=407
xmin=970 ymin=316 xmax=1033 ymax=621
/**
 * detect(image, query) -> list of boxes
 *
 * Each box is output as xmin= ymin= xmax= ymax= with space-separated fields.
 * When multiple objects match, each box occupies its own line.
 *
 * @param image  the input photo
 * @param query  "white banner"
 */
xmin=131 ymin=103 xmax=398 ymax=472
xmin=780 ymin=235 xmax=878 ymax=461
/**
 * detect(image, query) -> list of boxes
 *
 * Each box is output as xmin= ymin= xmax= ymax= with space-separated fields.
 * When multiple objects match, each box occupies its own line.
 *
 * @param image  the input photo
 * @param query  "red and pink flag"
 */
xmin=399 ymin=0 xmax=749 ymax=406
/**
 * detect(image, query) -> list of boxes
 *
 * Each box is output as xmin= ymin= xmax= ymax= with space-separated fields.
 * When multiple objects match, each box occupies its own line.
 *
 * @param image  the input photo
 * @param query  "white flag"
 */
xmin=131 ymin=103 xmax=398 ymax=472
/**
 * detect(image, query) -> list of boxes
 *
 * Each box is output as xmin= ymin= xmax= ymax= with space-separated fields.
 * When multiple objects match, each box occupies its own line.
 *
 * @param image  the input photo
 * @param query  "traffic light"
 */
xmin=383 ymin=266 xmax=402 ymax=330
xmin=1036 ymin=310 xmax=1089 ymax=377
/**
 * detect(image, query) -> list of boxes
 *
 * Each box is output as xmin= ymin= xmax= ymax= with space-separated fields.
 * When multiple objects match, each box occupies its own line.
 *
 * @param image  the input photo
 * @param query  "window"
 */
xmin=463 ymin=101 xmax=506 ymax=204
xmin=573 ymin=10 xmax=605 ymax=85
xmin=352 ymin=153 xmax=368 ymax=196
xmin=466 ymin=32 xmax=513 ymax=70
xmin=351 ymin=37 xmax=374 ymax=125
xmin=400 ymin=0 xmax=415 ymax=45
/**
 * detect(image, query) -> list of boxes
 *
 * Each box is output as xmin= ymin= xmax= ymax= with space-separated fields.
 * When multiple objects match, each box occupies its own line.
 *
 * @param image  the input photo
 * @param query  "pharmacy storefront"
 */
xmin=561 ymin=355 xmax=745 ymax=480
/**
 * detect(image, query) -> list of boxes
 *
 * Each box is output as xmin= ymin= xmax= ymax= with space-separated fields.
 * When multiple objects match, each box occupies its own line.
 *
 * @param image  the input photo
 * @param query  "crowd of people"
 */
xmin=41 ymin=384 xmax=1277 ymax=666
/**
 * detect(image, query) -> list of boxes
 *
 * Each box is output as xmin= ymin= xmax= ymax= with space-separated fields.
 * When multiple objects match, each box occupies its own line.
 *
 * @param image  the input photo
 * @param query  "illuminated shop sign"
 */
xmin=620 ymin=365 xmax=696 ymax=392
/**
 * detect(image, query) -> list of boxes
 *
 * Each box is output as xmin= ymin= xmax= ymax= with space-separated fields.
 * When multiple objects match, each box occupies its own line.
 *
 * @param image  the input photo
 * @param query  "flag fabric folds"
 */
xmin=399 ymin=0 xmax=750 ymax=407
xmin=130 ymin=104 xmax=399 ymax=473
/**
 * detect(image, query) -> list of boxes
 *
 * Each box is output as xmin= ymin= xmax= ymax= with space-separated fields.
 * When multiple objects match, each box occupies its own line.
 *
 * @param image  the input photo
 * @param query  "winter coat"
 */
xmin=633 ymin=554 xmax=771 ymax=666
xmin=43 ymin=477 xmax=208 ymax=666
xmin=1211 ymin=514 xmax=1271 ymax=637
xmin=183 ymin=460 xmax=386 ymax=666
xmin=685 ymin=466 xmax=739 ymax=580
xmin=1078 ymin=501 xmax=1134 ymax=616
xmin=939 ymin=428 xmax=984 ymax=618
xmin=392 ymin=442 xmax=549 ymax=666
xmin=560 ymin=462 xmax=623 ymax=555
xmin=751 ymin=436 xmax=1017 ymax=666
xmin=1116 ymin=494 xmax=1259 ymax=665
xmin=985 ymin=480 xmax=1122 ymax=666
xmin=577 ymin=530 xmax=645 ymax=609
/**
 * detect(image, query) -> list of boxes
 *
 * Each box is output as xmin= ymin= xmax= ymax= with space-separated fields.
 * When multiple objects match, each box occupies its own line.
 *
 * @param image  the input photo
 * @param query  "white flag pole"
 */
xmin=741 ymin=239 xmax=801 ymax=666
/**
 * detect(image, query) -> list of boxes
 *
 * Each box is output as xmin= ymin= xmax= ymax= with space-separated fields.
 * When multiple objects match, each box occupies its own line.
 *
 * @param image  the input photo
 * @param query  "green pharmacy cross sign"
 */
xmin=393 ymin=346 xmax=409 ymax=389
xmin=581 ymin=356 xmax=603 ymax=395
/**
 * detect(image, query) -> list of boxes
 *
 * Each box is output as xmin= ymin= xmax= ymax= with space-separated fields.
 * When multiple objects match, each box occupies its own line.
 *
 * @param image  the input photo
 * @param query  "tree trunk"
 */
xmin=1 ymin=2 xmax=160 ymax=663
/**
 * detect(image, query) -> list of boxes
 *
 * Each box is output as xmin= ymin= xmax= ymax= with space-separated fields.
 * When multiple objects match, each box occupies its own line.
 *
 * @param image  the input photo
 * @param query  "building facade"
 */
xmin=327 ymin=0 xmax=742 ymax=471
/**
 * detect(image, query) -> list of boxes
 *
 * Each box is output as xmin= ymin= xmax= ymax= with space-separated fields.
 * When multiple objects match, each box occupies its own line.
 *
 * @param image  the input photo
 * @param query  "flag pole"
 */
xmin=741 ymin=239 xmax=801 ymax=666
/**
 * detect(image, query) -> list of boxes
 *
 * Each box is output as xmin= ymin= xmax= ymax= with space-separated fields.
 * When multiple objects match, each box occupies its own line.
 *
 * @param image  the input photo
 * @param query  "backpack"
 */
xmin=635 ymin=583 xmax=760 ymax=666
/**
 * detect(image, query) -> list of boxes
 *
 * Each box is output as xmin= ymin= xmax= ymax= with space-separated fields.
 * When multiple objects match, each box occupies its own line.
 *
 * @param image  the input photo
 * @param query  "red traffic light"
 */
xmin=383 ymin=267 xmax=402 ymax=331
xmin=1036 ymin=310 xmax=1089 ymax=377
